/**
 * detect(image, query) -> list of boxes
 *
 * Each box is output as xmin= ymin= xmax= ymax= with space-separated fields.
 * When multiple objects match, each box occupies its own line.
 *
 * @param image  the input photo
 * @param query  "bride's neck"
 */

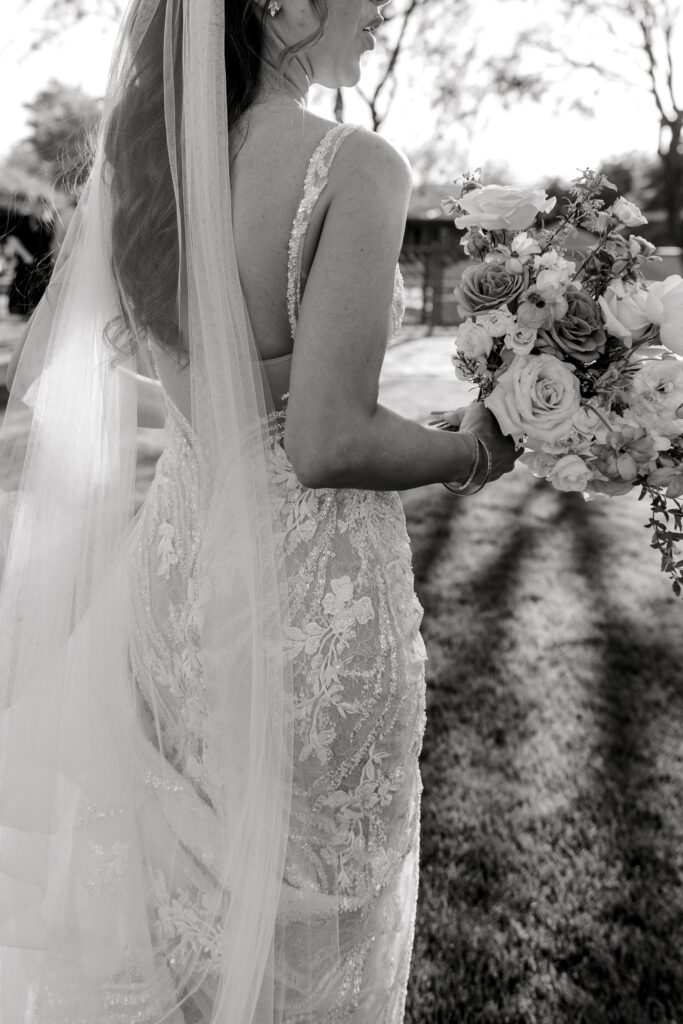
xmin=255 ymin=49 xmax=312 ymax=109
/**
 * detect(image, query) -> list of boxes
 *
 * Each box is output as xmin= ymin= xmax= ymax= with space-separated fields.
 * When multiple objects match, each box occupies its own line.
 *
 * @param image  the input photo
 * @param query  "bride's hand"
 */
xmin=432 ymin=404 xmax=520 ymax=482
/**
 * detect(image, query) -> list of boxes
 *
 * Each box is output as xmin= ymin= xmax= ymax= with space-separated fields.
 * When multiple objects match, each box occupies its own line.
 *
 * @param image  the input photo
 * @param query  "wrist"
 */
xmin=443 ymin=431 xmax=491 ymax=495
xmin=443 ymin=432 xmax=478 ymax=492
xmin=463 ymin=431 xmax=491 ymax=489
xmin=458 ymin=431 xmax=479 ymax=483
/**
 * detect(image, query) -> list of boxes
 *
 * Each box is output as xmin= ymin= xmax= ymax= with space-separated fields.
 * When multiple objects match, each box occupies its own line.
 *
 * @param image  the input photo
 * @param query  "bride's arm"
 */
xmin=7 ymin=322 xmax=165 ymax=428
xmin=284 ymin=132 xmax=515 ymax=492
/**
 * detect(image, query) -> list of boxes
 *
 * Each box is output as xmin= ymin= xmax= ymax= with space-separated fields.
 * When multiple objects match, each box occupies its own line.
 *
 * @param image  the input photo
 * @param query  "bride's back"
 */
xmin=151 ymin=104 xmax=341 ymax=413
xmin=229 ymin=105 xmax=340 ymax=362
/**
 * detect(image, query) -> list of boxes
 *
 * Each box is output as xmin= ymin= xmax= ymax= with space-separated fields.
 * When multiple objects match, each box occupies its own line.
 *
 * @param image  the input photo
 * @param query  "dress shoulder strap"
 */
xmin=286 ymin=121 xmax=362 ymax=339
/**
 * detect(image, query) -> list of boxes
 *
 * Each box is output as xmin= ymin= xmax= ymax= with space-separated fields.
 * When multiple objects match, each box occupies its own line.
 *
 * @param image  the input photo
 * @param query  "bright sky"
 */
xmin=0 ymin=0 xmax=667 ymax=184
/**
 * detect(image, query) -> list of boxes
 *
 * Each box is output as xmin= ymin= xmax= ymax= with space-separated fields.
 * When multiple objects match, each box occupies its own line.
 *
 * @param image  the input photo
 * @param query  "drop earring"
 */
xmin=267 ymin=0 xmax=282 ymax=14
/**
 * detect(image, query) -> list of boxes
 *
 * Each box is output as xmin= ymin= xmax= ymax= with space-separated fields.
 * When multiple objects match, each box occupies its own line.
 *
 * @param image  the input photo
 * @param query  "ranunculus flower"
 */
xmin=627 ymin=358 xmax=683 ymax=440
xmin=611 ymin=197 xmax=648 ymax=227
xmin=548 ymin=454 xmax=591 ymax=492
xmin=537 ymin=288 xmax=606 ymax=363
xmin=645 ymin=275 xmax=683 ymax=355
xmin=454 ymin=185 xmax=556 ymax=231
xmin=454 ymin=261 xmax=526 ymax=317
xmin=598 ymin=278 xmax=657 ymax=347
xmin=504 ymin=324 xmax=537 ymax=355
xmin=484 ymin=353 xmax=581 ymax=445
xmin=453 ymin=319 xmax=495 ymax=361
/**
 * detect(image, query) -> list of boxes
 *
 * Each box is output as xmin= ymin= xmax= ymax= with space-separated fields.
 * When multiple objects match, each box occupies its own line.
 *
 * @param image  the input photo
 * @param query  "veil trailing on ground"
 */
xmin=0 ymin=1 xmax=308 ymax=1020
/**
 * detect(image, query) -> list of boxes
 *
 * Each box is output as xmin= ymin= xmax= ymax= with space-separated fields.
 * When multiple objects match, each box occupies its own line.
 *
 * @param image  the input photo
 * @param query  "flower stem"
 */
xmin=583 ymin=402 xmax=614 ymax=433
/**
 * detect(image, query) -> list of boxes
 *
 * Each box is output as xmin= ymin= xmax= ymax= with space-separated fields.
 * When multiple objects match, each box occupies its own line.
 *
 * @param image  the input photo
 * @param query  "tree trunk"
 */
xmin=659 ymin=117 xmax=683 ymax=262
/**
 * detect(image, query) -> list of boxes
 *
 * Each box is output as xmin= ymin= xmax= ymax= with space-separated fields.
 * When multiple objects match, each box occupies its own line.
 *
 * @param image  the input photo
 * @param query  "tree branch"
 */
xmin=368 ymin=0 xmax=422 ymax=126
xmin=638 ymin=10 xmax=672 ymax=126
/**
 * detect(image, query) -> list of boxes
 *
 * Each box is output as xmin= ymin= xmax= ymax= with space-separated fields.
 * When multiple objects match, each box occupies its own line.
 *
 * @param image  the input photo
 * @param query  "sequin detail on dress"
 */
xmin=287 ymin=122 xmax=405 ymax=345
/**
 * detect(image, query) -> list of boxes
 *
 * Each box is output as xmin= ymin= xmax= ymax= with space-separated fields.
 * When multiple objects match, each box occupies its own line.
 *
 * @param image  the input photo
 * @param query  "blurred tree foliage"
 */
xmin=16 ymin=79 xmax=102 ymax=193
xmin=20 ymin=0 xmax=123 ymax=52
xmin=513 ymin=0 xmax=682 ymax=247
xmin=14 ymin=0 xmax=682 ymax=249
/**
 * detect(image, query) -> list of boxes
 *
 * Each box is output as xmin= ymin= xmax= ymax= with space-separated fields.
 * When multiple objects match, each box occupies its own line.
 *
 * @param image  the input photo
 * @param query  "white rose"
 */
xmin=610 ymin=197 xmax=648 ymax=227
xmin=548 ymin=454 xmax=592 ymax=492
xmin=503 ymin=324 xmax=537 ymax=355
xmin=598 ymin=279 xmax=654 ymax=346
xmin=454 ymin=319 xmax=495 ymax=361
xmin=484 ymin=353 xmax=581 ymax=445
xmin=645 ymin=275 xmax=683 ymax=355
xmin=454 ymin=185 xmax=556 ymax=232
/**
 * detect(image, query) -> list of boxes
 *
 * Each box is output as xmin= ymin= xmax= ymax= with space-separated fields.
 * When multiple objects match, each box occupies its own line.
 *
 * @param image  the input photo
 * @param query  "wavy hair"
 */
xmin=104 ymin=0 xmax=329 ymax=362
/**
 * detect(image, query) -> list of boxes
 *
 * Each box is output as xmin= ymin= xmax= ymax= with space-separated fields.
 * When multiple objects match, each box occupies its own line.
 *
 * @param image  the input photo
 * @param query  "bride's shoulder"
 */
xmin=328 ymin=121 xmax=412 ymax=195
xmin=291 ymin=109 xmax=411 ymax=194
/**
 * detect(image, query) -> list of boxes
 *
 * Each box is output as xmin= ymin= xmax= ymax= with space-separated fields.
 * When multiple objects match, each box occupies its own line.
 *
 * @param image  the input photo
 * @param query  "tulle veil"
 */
xmin=0 ymin=0 xmax=324 ymax=1019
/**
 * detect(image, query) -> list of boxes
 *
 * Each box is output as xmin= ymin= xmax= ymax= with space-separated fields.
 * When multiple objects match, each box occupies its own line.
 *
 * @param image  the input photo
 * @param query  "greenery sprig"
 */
xmin=640 ymin=486 xmax=683 ymax=596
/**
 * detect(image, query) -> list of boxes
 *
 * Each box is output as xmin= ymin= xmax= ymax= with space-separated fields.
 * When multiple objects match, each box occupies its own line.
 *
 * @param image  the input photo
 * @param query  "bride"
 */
xmin=0 ymin=0 xmax=517 ymax=1021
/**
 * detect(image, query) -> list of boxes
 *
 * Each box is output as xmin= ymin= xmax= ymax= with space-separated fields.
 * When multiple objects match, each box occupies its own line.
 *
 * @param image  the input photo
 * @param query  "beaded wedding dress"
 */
xmin=129 ymin=122 xmax=428 ymax=1022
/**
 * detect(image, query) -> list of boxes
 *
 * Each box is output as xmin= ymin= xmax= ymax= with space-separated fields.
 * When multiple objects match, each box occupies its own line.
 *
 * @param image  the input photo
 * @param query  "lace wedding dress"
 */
xmin=129 ymin=122 xmax=427 ymax=1023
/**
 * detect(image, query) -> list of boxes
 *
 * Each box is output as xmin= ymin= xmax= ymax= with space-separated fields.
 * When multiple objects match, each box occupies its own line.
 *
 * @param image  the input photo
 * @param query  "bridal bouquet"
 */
xmin=442 ymin=169 xmax=683 ymax=593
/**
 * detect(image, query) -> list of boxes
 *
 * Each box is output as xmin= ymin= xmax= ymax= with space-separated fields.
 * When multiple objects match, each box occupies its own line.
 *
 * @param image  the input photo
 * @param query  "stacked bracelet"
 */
xmin=443 ymin=433 xmax=479 ymax=494
xmin=441 ymin=430 xmax=492 ymax=496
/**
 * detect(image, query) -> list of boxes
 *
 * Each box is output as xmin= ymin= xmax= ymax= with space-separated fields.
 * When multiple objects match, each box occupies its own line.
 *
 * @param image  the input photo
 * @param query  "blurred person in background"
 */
xmin=4 ymin=195 xmax=55 ymax=317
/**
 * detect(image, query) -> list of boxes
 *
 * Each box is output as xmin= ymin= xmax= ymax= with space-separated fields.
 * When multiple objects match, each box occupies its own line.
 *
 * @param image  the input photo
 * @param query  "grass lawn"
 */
xmin=402 ymin=470 xmax=683 ymax=1023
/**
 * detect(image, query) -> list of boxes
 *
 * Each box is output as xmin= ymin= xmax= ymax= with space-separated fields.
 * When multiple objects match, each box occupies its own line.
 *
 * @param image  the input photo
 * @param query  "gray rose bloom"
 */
xmin=537 ymin=288 xmax=607 ymax=364
xmin=454 ymin=261 xmax=526 ymax=318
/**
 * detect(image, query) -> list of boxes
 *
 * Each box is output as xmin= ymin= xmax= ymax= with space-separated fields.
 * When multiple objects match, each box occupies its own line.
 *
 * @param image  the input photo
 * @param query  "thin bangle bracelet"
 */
xmin=444 ymin=435 xmax=492 ymax=495
xmin=459 ymin=437 xmax=492 ymax=495
xmin=443 ymin=432 xmax=479 ymax=493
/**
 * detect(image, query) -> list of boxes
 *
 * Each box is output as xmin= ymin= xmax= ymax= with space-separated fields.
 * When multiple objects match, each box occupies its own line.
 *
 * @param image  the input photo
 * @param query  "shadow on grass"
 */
xmin=407 ymin=479 xmax=560 ymax=1023
xmin=405 ymin=480 xmax=683 ymax=1023
xmin=552 ymin=493 xmax=683 ymax=1023
xmin=419 ymin=479 xmax=548 ymax=748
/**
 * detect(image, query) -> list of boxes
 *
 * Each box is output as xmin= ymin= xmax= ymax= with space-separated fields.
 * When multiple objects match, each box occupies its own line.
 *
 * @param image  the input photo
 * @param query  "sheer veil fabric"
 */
xmin=0 ymin=0 xmax=314 ymax=1020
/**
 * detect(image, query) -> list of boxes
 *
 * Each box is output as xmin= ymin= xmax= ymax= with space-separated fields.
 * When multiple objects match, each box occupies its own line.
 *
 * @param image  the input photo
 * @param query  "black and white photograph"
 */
xmin=0 ymin=0 xmax=682 ymax=1020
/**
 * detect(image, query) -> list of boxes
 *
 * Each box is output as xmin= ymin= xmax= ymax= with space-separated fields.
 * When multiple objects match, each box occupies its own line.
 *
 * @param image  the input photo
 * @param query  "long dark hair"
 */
xmin=104 ymin=0 xmax=329 ymax=362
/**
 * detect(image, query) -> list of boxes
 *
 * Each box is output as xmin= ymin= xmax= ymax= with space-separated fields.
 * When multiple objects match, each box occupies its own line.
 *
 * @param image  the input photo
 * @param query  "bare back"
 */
xmin=150 ymin=105 xmax=343 ymax=415
xmin=229 ymin=105 xmax=342 ymax=362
